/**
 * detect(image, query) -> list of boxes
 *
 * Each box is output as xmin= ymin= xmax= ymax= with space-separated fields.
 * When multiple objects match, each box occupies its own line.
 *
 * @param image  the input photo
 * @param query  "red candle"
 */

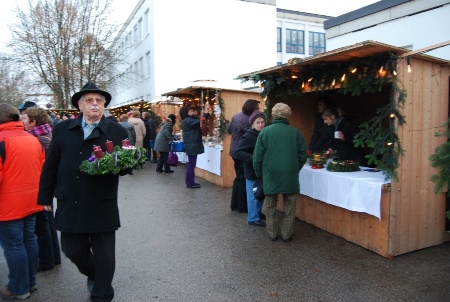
xmin=122 ymin=139 xmax=130 ymax=147
xmin=93 ymin=145 xmax=103 ymax=159
xmin=105 ymin=140 xmax=114 ymax=153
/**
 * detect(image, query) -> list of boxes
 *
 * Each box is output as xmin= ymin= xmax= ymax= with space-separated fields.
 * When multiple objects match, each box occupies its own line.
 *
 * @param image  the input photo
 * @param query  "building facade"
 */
xmin=108 ymin=0 xmax=330 ymax=108
xmin=324 ymin=0 xmax=450 ymax=60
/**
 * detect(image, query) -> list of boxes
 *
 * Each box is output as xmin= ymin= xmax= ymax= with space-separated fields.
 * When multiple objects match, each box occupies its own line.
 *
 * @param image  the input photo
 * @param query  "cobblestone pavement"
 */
xmin=1 ymin=163 xmax=449 ymax=301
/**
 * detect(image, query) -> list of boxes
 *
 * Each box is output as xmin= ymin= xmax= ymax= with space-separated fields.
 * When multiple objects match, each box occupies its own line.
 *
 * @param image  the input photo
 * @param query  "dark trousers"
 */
xmin=61 ymin=232 xmax=115 ymax=302
xmin=185 ymin=154 xmax=198 ymax=186
xmin=35 ymin=210 xmax=61 ymax=269
xmin=230 ymin=158 xmax=247 ymax=212
xmin=156 ymin=152 xmax=170 ymax=172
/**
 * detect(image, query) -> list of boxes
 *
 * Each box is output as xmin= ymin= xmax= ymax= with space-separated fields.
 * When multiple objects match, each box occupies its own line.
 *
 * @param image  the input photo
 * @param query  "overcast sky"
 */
xmin=0 ymin=0 xmax=379 ymax=52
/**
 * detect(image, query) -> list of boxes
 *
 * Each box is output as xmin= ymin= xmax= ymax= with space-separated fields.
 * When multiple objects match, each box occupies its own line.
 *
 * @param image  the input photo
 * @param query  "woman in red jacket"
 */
xmin=0 ymin=103 xmax=45 ymax=300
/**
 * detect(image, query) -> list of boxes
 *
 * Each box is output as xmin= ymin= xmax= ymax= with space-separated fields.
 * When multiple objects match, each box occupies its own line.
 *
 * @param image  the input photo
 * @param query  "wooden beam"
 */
xmin=399 ymin=40 xmax=450 ymax=58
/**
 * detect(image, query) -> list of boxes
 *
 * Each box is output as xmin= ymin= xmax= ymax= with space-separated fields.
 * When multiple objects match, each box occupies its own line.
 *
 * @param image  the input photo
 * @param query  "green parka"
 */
xmin=253 ymin=117 xmax=307 ymax=195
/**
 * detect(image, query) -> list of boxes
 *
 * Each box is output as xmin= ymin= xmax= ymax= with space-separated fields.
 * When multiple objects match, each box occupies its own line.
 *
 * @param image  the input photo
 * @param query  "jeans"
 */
xmin=185 ymin=155 xmax=198 ymax=187
xmin=245 ymin=179 xmax=264 ymax=222
xmin=0 ymin=214 xmax=38 ymax=295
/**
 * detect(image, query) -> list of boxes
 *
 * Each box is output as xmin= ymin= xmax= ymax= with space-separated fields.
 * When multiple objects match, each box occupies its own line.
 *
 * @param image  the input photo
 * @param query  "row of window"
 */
xmin=117 ymin=9 xmax=150 ymax=56
xmin=118 ymin=51 xmax=151 ymax=89
xmin=277 ymin=28 xmax=325 ymax=55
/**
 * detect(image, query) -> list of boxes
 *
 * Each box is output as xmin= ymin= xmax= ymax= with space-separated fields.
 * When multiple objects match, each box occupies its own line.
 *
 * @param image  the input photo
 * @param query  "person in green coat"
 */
xmin=253 ymin=103 xmax=307 ymax=242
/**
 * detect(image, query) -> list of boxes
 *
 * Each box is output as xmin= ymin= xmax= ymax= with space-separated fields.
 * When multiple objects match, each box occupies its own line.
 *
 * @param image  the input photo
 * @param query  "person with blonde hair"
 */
xmin=253 ymin=102 xmax=307 ymax=242
xmin=128 ymin=109 xmax=146 ymax=147
xmin=0 ymin=103 xmax=45 ymax=299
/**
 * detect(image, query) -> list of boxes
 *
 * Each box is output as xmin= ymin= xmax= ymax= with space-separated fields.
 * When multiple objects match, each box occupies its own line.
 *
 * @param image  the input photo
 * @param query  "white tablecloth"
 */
xmin=176 ymin=145 xmax=222 ymax=176
xmin=299 ymin=165 xmax=390 ymax=219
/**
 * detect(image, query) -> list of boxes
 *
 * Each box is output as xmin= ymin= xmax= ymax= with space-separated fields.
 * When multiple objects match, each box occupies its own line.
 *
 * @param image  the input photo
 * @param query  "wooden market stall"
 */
xmin=238 ymin=40 xmax=450 ymax=258
xmin=162 ymin=85 xmax=264 ymax=188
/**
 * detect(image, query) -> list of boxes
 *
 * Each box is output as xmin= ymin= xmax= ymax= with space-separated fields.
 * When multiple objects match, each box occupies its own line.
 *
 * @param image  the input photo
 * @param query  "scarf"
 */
xmin=27 ymin=124 xmax=52 ymax=137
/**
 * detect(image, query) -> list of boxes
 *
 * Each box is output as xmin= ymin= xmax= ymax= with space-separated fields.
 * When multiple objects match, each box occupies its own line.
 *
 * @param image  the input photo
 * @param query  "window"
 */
xmin=277 ymin=27 xmax=281 ymax=52
xmin=139 ymin=57 xmax=144 ymax=80
xmin=309 ymin=32 xmax=326 ymax=55
xmin=137 ymin=18 xmax=142 ymax=43
xmin=133 ymin=25 xmax=138 ymax=46
xmin=143 ymin=10 xmax=149 ymax=37
xmin=146 ymin=51 xmax=151 ymax=79
xmin=286 ymin=29 xmax=304 ymax=54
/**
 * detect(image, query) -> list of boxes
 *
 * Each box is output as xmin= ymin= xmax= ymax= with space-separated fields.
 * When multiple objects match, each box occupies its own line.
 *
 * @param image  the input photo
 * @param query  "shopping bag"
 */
xmin=172 ymin=141 xmax=185 ymax=152
xmin=167 ymin=145 xmax=178 ymax=167
xmin=253 ymin=178 xmax=265 ymax=201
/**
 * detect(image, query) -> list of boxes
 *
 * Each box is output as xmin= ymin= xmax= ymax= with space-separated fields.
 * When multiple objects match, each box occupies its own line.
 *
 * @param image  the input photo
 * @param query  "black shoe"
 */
xmin=164 ymin=170 xmax=174 ymax=173
xmin=248 ymin=220 xmax=266 ymax=227
xmin=38 ymin=266 xmax=54 ymax=272
xmin=156 ymin=170 xmax=163 ymax=173
xmin=282 ymin=237 xmax=292 ymax=242
xmin=270 ymin=236 xmax=278 ymax=241
xmin=187 ymin=184 xmax=201 ymax=188
xmin=259 ymin=213 xmax=266 ymax=220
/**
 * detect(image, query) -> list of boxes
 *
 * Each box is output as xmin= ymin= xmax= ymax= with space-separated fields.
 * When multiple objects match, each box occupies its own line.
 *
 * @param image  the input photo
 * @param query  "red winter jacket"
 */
xmin=0 ymin=121 xmax=45 ymax=221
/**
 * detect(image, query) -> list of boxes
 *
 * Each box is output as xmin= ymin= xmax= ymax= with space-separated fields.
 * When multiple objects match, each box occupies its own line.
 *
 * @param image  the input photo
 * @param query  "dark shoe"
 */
xmin=87 ymin=278 xmax=95 ymax=295
xmin=187 ymin=184 xmax=201 ymax=188
xmin=164 ymin=170 xmax=174 ymax=173
xmin=30 ymin=285 xmax=37 ymax=292
xmin=248 ymin=220 xmax=266 ymax=227
xmin=0 ymin=286 xmax=30 ymax=300
xmin=282 ymin=237 xmax=292 ymax=242
xmin=55 ymin=260 xmax=61 ymax=265
xmin=38 ymin=265 xmax=54 ymax=272
xmin=150 ymin=159 xmax=158 ymax=163
xmin=156 ymin=170 xmax=163 ymax=173
xmin=270 ymin=236 xmax=278 ymax=241
xmin=259 ymin=213 xmax=266 ymax=220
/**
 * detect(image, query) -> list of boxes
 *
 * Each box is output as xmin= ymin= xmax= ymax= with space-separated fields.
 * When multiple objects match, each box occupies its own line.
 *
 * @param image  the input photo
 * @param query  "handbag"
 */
xmin=253 ymin=178 xmax=265 ymax=201
xmin=167 ymin=144 xmax=179 ymax=167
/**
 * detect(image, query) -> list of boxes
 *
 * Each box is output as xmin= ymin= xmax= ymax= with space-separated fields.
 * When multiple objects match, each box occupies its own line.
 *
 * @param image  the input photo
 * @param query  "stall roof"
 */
xmin=239 ymin=40 xmax=450 ymax=78
xmin=162 ymin=85 xmax=261 ymax=97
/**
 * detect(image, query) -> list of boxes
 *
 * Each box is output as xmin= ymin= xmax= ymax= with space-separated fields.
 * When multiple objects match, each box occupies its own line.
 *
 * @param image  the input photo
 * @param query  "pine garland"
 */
xmin=239 ymin=51 xmax=405 ymax=181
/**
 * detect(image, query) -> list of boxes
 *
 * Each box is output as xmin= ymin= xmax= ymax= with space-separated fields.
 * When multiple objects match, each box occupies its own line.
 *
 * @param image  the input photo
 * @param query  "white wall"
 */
xmin=326 ymin=3 xmax=450 ymax=60
xmin=152 ymin=0 xmax=276 ymax=96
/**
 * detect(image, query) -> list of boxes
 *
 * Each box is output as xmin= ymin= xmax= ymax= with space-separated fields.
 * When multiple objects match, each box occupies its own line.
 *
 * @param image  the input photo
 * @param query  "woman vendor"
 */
xmin=322 ymin=107 xmax=364 ymax=163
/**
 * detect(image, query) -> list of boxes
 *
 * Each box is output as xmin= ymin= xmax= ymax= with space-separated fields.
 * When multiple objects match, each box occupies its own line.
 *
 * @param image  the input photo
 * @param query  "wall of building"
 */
xmin=326 ymin=1 xmax=450 ymax=60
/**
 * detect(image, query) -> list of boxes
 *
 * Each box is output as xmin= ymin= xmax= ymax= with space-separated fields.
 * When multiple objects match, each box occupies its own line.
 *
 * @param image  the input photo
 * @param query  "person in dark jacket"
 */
xmin=154 ymin=114 xmax=175 ymax=173
xmin=119 ymin=114 xmax=136 ymax=146
xmin=22 ymin=107 xmax=62 ymax=272
xmin=309 ymin=96 xmax=335 ymax=153
xmin=322 ymin=107 xmax=364 ymax=163
xmin=145 ymin=113 xmax=158 ymax=163
xmin=234 ymin=111 xmax=267 ymax=226
xmin=227 ymin=99 xmax=260 ymax=212
xmin=37 ymin=82 xmax=130 ymax=302
xmin=179 ymin=107 xmax=204 ymax=188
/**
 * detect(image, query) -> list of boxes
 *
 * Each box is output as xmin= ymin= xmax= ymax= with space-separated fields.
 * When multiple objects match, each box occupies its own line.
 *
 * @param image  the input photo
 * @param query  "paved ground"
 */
xmin=1 ymin=163 xmax=449 ymax=301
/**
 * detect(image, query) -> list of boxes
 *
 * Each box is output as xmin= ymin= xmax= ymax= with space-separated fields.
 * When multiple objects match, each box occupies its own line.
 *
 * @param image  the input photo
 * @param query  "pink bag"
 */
xmin=167 ymin=144 xmax=178 ymax=167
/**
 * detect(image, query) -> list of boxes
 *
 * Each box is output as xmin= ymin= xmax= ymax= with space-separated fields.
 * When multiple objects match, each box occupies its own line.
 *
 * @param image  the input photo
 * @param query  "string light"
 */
xmin=379 ymin=66 xmax=384 ymax=73
xmin=390 ymin=113 xmax=395 ymax=119
xmin=407 ymin=57 xmax=412 ymax=73
xmin=351 ymin=68 xmax=357 ymax=73
xmin=301 ymin=82 xmax=305 ymax=88
xmin=291 ymin=75 xmax=298 ymax=79
xmin=393 ymin=70 xmax=397 ymax=76
xmin=331 ymin=79 xmax=336 ymax=86
xmin=387 ymin=142 xmax=393 ymax=146
xmin=307 ymin=77 xmax=313 ymax=82
xmin=341 ymin=74 xmax=346 ymax=82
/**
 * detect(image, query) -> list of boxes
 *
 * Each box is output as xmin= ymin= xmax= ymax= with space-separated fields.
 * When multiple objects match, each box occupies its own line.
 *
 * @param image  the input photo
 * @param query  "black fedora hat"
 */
xmin=71 ymin=81 xmax=112 ymax=110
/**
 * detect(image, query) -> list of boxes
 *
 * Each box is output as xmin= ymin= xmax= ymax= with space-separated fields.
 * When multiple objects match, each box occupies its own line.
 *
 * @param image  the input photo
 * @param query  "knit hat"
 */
xmin=249 ymin=111 xmax=267 ymax=125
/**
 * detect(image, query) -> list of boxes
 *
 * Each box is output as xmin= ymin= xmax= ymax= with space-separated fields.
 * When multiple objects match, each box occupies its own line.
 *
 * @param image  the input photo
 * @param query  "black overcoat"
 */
xmin=38 ymin=115 xmax=128 ymax=233
xmin=234 ymin=128 xmax=259 ymax=180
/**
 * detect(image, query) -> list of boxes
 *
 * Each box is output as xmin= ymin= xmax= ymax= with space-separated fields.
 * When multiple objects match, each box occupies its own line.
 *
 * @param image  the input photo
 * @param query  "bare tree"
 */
xmin=0 ymin=55 xmax=35 ymax=106
xmin=8 ymin=0 xmax=119 ymax=109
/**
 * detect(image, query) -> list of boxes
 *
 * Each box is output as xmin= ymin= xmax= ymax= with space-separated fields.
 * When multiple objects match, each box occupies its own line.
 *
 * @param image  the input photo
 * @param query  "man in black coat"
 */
xmin=38 ymin=82 xmax=129 ymax=302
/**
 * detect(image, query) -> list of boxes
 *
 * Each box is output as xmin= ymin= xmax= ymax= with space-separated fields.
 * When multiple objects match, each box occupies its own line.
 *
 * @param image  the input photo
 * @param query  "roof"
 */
xmin=238 ymin=40 xmax=450 ymax=78
xmin=162 ymin=85 xmax=261 ymax=97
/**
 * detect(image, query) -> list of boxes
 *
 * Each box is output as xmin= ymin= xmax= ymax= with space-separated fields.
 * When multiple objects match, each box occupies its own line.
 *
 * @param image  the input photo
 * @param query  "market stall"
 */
xmin=162 ymin=84 xmax=264 ymax=187
xmin=238 ymin=40 xmax=450 ymax=258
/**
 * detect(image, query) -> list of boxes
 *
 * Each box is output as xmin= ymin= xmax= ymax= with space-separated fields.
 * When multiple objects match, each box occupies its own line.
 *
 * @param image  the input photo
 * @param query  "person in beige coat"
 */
xmin=128 ymin=109 xmax=146 ymax=147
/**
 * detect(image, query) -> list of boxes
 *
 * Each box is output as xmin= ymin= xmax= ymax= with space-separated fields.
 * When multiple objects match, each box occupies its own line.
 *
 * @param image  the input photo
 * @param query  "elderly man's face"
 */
xmin=78 ymin=92 xmax=105 ymax=122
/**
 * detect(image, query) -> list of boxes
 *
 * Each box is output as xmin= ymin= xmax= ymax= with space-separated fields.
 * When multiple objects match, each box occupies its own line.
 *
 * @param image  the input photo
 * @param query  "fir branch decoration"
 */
xmin=239 ymin=51 xmax=405 ymax=181
xmin=430 ymin=119 xmax=450 ymax=195
xmin=326 ymin=160 xmax=360 ymax=172
xmin=216 ymin=92 xmax=230 ymax=138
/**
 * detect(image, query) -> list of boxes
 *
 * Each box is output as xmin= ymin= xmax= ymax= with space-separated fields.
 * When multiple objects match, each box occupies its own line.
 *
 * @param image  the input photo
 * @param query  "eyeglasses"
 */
xmin=83 ymin=97 xmax=105 ymax=105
